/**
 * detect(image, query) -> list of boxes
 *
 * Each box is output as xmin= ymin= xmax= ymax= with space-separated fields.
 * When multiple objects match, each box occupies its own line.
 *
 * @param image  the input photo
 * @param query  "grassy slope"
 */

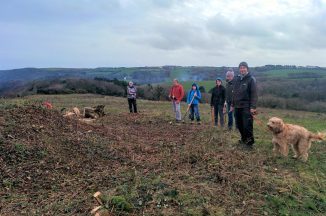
xmin=1 ymin=94 xmax=325 ymax=215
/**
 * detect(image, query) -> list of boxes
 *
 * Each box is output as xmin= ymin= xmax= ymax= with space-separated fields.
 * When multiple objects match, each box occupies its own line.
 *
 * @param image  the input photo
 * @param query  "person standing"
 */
xmin=127 ymin=81 xmax=137 ymax=113
xmin=187 ymin=83 xmax=202 ymax=124
xmin=225 ymin=69 xmax=235 ymax=130
xmin=210 ymin=77 xmax=226 ymax=127
xmin=169 ymin=79 xmax=185 ymax=123
xmin=231 ymin=62 xmax=258 ymax=149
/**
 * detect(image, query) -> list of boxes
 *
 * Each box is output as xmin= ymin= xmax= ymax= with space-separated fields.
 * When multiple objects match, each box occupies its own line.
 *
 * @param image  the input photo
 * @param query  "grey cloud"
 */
xmin=207 ymin=14 xmax=272 ymax=38
xmin=0 ymin=0 xmax=121 ymax=24
xmin=148 ymin=0 xmax=185 ymax=8
xmin=127 ymin=21 xmax=198 ymax=50
xmin=128 ymin=19 xmax=231 ymax=52
xmin=206 ymin=12 xmax=326 ymax=51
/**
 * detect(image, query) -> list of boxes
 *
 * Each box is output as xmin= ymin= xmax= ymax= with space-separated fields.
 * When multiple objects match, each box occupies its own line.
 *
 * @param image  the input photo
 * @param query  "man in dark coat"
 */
xmin=231 ymin=62 xmax=258 ymax=149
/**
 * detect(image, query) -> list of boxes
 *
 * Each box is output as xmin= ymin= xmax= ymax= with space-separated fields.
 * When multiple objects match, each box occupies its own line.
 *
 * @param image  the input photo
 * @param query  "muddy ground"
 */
xmin=0 ymin=104 xmax=305 ymax=215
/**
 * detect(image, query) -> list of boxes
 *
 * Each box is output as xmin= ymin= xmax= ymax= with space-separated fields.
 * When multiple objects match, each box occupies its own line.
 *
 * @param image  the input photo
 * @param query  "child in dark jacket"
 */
xmin=187 ymin=83 xmax=202 ymax=124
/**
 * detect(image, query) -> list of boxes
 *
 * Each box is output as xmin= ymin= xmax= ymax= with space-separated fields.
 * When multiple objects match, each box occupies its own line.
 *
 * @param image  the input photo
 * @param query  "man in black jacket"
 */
xmin=210 ymin=77 xmax=226 ymax=127
xmin=231 ymin=62 xmax=258 ymax=149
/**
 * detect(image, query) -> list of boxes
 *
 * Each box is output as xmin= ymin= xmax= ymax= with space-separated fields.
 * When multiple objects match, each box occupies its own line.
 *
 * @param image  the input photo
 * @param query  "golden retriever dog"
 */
xmin=267 ymin=117 xmax=325 ymax=162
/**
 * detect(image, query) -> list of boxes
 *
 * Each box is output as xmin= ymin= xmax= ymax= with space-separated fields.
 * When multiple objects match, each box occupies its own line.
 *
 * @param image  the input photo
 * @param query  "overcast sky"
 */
xmin=1 ymin=0 xmax=326 ymax=69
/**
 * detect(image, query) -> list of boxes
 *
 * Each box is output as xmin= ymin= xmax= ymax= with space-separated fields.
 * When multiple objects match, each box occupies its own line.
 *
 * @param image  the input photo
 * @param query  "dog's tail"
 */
xmin=309 ymin=132 xmax=326 ymax=141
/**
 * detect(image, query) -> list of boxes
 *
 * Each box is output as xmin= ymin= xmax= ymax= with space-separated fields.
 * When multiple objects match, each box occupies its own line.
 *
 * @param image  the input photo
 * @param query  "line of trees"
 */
xmin=2 ymin=77 xmax=326 ymax=113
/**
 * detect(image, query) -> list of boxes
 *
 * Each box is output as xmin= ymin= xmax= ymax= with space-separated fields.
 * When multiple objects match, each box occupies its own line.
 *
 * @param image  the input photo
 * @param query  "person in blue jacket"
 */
xmin=187 ymin=83 xmax=202 ymax=124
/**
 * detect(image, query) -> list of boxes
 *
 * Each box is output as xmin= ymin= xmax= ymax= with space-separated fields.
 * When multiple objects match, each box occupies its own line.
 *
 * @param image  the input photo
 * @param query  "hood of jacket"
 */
xmin=187 ymin=83 xmax=202 ymax=104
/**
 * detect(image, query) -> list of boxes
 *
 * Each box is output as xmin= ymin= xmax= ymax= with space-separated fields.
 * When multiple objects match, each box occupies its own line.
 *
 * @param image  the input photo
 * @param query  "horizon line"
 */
xmin=1 ymin=64 xmax=324 ymax=71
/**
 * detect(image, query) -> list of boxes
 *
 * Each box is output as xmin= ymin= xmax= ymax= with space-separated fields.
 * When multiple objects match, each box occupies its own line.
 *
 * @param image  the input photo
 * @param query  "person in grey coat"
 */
xmin=127 ymin=81 xmax=137 ymax=113
xmin=225 ymin=69 xmax=235 ymax=130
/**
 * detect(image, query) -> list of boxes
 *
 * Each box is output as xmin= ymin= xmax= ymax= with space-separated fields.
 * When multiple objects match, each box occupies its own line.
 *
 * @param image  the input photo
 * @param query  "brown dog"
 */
xmin=267 ymin=117 xmax=325 ymax=162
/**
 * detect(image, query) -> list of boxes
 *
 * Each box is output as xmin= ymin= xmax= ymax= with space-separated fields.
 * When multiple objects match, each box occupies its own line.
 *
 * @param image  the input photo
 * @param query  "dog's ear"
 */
xmin=275 ymin=119 xmax=285 ymax=132
xmin=279 ymin=119 xmax=285 ymax=128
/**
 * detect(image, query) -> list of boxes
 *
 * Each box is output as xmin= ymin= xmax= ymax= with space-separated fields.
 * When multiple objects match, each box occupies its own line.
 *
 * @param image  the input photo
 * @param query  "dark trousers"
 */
xmin=128 ymin=98 xmax=137 ymax=113
xmin=234 ymin=107 xmax=254 ymax=145
xmin=214 ymin=104 xmax=224 ymax=127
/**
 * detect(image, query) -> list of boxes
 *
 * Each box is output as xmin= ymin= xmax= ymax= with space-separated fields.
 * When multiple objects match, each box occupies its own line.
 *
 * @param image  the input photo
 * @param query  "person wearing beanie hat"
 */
xmin=210 ymin=77 xmax=226 ymax=127
xmin=186 ymin=83 xmax=202 ymax=124
xmin=216 ymin=77 xmax=222 ymax=81
xmin=239 ymin=62 xmax=248 ymax=70
xmin=231 ymin=61 xmax=258 ymax=149
xmin=127 ymin=81 xmax=138 ymax=113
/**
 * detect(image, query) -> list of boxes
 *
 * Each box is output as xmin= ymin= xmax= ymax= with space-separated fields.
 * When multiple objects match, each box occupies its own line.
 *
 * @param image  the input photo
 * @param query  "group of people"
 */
xmin=127 ymin=61 xmax=258 ymax=149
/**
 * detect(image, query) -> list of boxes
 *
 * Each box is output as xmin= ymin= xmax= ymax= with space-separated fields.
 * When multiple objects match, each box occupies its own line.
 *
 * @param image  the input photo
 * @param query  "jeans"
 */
xmin=189 ymin=104 xmax=200 ymax=121
xmin=172 ymin=101 xmax=181 ymax=121
xmin=128 ymin=98 xmax=137 ymax=113
xmin=213 ymin=104 xmax=224 ymax=127
xmin=235 ymin=107 xmax=254 ymax=145
xmin=226 ymin=102 xmax=235 ymax=129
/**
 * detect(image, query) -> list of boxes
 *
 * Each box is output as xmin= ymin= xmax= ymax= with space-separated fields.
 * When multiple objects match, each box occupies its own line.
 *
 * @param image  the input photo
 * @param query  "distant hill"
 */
xmin=1 ymin=65 xmax=326 ymax=84
xmin=1 ymin=65 xmax=326 ymax=112
xmin=0 ymin=65 xmax=326 ymax=84
xmin=1 ymin=65 xmax=325 ymax=85
xmin=0 ymin=66 xmax=220 ymax=85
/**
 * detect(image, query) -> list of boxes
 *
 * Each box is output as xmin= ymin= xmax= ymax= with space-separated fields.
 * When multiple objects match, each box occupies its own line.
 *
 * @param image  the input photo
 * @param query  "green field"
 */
xmin=168 ymin=68 xmax=326 ymax=91
xmin=1 ymin=94 xmax=325 ymax=215
xmin=260 ymin=69 xmax=326 ymax=78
